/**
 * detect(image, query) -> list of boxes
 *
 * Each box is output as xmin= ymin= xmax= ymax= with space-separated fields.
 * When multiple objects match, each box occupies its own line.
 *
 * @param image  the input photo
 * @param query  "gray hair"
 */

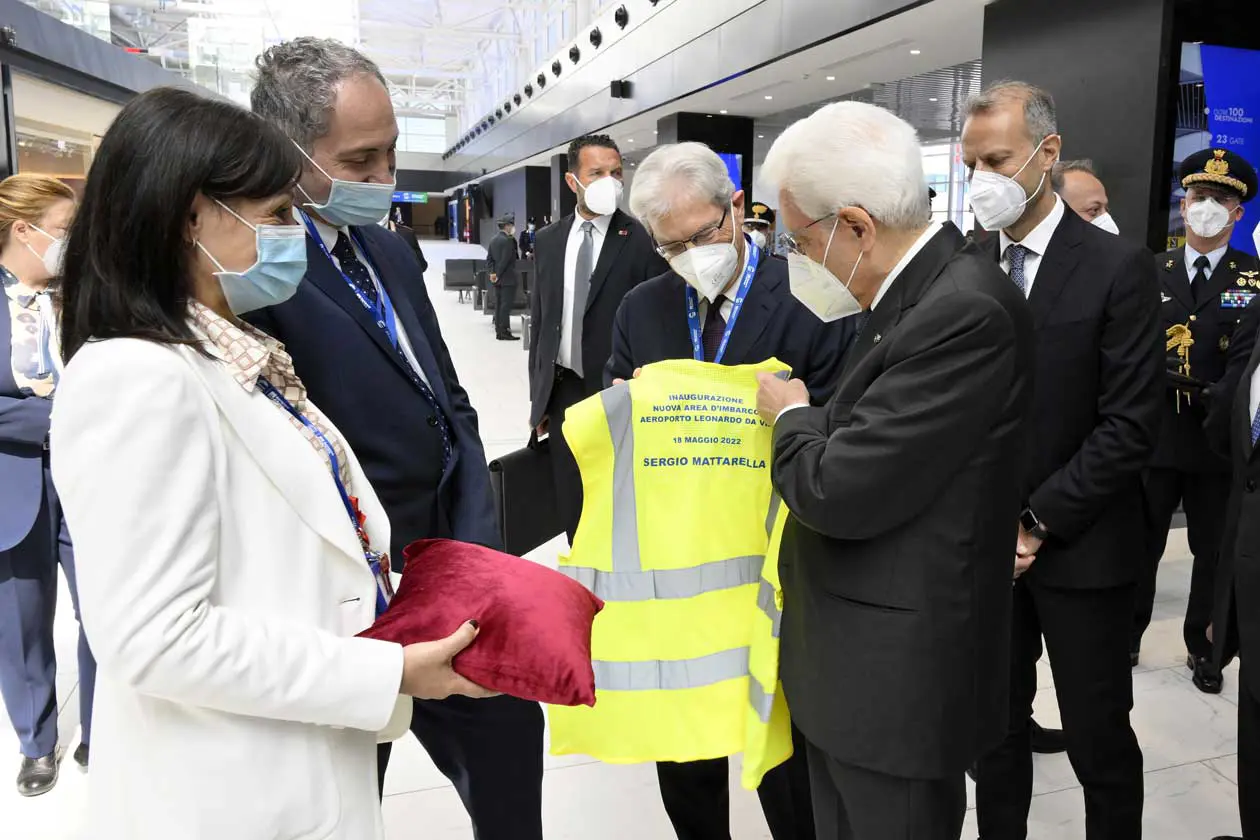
xmin=628 ymin=142 xmax=736 ymax=232
xmin=251 ymin=37 xmax=388 ymax=148
xmin=1052 ymin=158 xmax=1097 ymax=194
xmin=966 ymin=80 xmax=1058 ymax=145
xmin=761 ymin=101 xmax=929 ymax=231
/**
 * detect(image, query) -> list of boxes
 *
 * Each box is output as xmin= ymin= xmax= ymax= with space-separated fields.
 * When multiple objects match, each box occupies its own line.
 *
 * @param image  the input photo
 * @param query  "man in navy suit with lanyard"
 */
xmin=249 ymin=38 xmax=544 ymax=839
xmin=607 ymin=142 xmax=855 ymax=840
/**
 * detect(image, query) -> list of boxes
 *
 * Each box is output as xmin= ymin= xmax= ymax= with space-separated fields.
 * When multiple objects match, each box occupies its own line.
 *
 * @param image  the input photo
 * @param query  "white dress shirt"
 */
xmin=558 ymin=212 xmax=613 ymax=370
xmin=1185 ymin=242 xmax=1230 ymax=283
xmin=306 ymin=215 xmax=430 ymax=386
xmin=774 ymin=222 xmax=943 ymax=424
xmin=999 ymin=195 xmax=1066 ymax=298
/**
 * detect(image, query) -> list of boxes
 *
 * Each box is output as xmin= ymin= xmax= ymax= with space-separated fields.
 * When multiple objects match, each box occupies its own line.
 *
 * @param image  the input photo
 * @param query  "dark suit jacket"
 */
xmin=774 ymin=224 xmax=1034 ymax=780
xmin=1213 ymin=326 xmax=1260 ymax=697
xmin=0 ymin=304 xmax=51 ymax=551
xmin=390 ymin=223 xmax=428 ymax=276
xmin=991 ymin=210 xmax=1162 ymax=589
xmin=247 ymin=224 xmax=499 ymax=563
xmin=1207 ymin=295 xmax=1260 ymax=459
xmin=1152 ymin=247 xmax=1260 ymax=472
xmin=486 ymin=231 xmax=519 ymax=287
xmin=528 ymin=209 xmax=668 ymax=427
xmin=603 ymin=247 xmax=856 ymax=401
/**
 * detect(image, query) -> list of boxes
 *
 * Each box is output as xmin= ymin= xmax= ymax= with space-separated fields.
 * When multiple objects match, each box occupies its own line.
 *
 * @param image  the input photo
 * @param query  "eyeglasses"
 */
xmin=654 ymin=205 xmax=730 ymax=260
xmin=777 ymin=213 xmax=836 ymax=256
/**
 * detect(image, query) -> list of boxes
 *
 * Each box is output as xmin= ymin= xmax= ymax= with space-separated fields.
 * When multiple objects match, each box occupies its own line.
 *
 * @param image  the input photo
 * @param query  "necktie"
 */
xmin=331 ymin=230 xmax=452 ymax=467
xmin=702 ymin=296 xmax=727 ymax=362
xmin=1252 ymin=403 xmax=1260 ymax=447
xmin=33 ymin=292 xmax=58 ymax=384
xmin=332 ymin=232 xmax=380 ymax=309
xmin=1006 ymin=244 xmax=1028 ymax=296
xmin=570 ymin=221 xmax=594 ymax=377
xmin=1192 ymin=255 xmax=1211 ymax=305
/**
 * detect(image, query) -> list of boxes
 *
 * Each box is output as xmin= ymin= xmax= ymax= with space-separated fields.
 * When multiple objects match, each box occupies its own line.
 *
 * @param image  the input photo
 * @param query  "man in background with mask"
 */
xmin=743 ymin=202 xmax=783 ymax=259
xmin=248 ymin=37 xmax=545 ymax=840
xmin=754 ymin=100 xmax=1034 ymax=839
xmin=962 ymin=81 xmax=1162 ymax=840
xmin=529 ymin=134 xmax=667 ymax=542
xmin=604 ymin=140 xmax=854 ymax=840
xmin=1134 ymin=149 xmax=1260 ymax=693
xmin=1053 ymin=159 xmax=1120 ymax=234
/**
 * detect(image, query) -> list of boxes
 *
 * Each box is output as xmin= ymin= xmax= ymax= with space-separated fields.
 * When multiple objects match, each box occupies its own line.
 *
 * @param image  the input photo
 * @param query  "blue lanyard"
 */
xmin=256 ymin=376 xmax=390 ymax=615
xmin=299 ymin=212 xmax=400 ymax=350
xmin=686 ymin=239 xmax=760 ymax=364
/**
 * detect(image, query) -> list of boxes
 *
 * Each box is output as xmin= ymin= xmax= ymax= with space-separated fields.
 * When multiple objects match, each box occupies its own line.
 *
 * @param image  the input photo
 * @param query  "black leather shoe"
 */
xmin=1210 ymin=836 xmax=1242 ymax=839
xmin=496 ymin=333 xmax=520 ymax=341
xmin=16 ymin=752 xmax=58 ymax=797
xmin=1030 ymin=719 xmax=1067 ymax=754
xmin=1188 ymin=655 xmax=1223 ymax=694
xmin=73 ymin=743 xmax=89 ymax=769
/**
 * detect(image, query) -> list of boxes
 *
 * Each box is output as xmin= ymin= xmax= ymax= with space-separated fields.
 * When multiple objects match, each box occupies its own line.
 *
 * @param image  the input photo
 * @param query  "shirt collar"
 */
xmin=296 ymin=208 xmax=343 ymax=252
xmin=999 ymin=194 xmax=1066 ymax=260
xmin=2 ymin=265 xmax=45 ymax=309
xmin=1185 ymin=241 xmax=1229 ymax=274
xmin=871 ymin=221 xmax=944 ymax=311
xmin=574 ymin=211 xmax=613 ymax=237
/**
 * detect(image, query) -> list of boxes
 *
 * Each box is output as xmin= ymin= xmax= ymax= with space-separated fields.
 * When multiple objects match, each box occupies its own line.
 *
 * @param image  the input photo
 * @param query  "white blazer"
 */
xmin=51 ymin=337 xmax=410 ymax=840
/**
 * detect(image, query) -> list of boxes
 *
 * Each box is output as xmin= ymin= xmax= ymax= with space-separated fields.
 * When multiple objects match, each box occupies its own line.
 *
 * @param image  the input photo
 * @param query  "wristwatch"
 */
xmin=1020 ymin=507 xmax=1049 ymax=540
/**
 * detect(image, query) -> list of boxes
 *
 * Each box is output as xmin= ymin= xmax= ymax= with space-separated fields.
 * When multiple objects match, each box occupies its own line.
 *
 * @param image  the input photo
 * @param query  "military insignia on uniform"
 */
xmin=1222 ymin=289 xmax=1256 ymax=309
xmin=1221 ymin=335 xmax=1232 ymax=352
xmin=1167 ymin=323 xmax=1195 ymax=412
xmin=1166 ymin=259 xmax=1177 ymax=270
xmin=1230 ymin=261 xmax=1239 ymax=270
xmin=1206 ymin=149 xmax=1231 ymax=177
xmin=1161 ymin=292 xmax=1172 ymax=303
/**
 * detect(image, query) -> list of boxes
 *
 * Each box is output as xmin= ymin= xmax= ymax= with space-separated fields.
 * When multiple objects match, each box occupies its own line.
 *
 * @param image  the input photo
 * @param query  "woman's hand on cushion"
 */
xmin=400 ymin=621 xmax=500 ymax=700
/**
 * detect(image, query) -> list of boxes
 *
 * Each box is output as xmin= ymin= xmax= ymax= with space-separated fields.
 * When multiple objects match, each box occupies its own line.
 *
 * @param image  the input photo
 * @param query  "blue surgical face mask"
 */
xmin=293 ymin=141 xmax=396 ymax=228
xmin=197 ymin=200 xmax=308 ymax=315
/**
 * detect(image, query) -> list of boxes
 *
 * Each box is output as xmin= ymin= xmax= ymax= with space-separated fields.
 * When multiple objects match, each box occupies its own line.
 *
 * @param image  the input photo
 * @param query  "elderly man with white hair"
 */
xmin=753 ymin=101 xmax=1036 ymax=839
xmin=607 ymin=141 xmax=855 ymax=840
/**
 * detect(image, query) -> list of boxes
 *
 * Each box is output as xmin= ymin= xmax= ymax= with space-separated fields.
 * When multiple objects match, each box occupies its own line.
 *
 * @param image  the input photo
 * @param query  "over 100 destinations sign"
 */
xmin=391 ymin=191 xmax=429 ymax=204
xmin=1201 ymin=44 xmax=1260 ymax=255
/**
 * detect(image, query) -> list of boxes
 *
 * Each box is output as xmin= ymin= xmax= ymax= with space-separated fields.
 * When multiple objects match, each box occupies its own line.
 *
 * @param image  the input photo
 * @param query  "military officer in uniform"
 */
xmin=487 ymin=213 xmax=521 ymax=341
xmin=742 ymin=202 xmax=782 ymax=258
xmin=1133 ymin=148 xmax=1260 ymax=693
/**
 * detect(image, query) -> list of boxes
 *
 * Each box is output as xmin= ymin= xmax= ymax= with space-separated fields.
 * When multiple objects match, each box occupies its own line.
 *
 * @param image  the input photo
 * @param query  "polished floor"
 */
xmin=0 ymin=240 xmax=1243 ymax=838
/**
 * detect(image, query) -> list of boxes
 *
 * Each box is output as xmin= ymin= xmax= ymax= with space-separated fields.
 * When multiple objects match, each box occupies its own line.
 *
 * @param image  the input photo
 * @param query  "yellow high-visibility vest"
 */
xmin=548 ymin=358 xmax=793 ymax=789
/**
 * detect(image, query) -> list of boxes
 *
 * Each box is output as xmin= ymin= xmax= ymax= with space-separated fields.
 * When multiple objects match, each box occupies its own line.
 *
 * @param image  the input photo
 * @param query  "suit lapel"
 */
xmin=0 ymin=296 xmax=16 ymax=397
xmin=1025 ymin=213 xmax=1082 ymax=329
xmin=1196 ymin=247 xmax=1245 ymax=315
xmin=586 ymin=210 xmax=632 ymax=313
xmin=721 ymin=253 xmax=781 ymax=365
xmin=1161 ymin=251 xmax=1195 ymax=312
xmin=176 ymin=346 xmax=365 ymax=564
xmin=543 ymin=215 xmax=575 ymax=312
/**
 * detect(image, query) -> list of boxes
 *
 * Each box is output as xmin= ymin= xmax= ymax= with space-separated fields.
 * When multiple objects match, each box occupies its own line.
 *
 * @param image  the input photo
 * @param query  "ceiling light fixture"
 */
xmin=929 ymin=97 xmax=938 ymax=102
xmin=719 ymin=109 xmax=728 ymax=114
xmin=764 ymin=95 xmax=773 ymax=100
xmin=826 ymin=75 xmax=836 ymax=81
xmin=758 ymin=134 xmax=764 ymax=139
xmin=910 ymin=49 xmax=921 ymax=55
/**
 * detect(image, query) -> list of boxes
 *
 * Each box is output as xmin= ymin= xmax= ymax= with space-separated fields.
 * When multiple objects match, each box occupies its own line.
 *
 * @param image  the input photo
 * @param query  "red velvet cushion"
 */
xmin=358 ymin=539 xmax=604 ymax=707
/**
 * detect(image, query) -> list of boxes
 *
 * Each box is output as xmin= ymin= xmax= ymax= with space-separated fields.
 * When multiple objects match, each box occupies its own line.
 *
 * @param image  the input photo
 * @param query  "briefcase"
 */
xmin=488 ymin=435 xmax=564 ymax=556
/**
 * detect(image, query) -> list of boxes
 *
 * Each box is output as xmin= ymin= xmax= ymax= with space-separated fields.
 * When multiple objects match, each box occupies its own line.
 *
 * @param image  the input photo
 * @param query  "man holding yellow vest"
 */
xmin=755 ymin=102 xmax=1035 ymax=840
xmin=599 ymin=142 xmax=855 ymax=840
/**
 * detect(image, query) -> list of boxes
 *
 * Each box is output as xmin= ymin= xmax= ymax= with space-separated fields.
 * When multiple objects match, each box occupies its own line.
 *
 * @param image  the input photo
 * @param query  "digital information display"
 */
xmin=392 ymin=191 xmax=429 ymax=204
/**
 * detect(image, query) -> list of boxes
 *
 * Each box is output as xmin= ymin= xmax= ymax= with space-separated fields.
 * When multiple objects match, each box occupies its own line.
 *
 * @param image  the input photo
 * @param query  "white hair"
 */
xmin=761 ymin=101 xmax=928 ymax=231
xmin=628 ymin=142 xmax=736 ymax=233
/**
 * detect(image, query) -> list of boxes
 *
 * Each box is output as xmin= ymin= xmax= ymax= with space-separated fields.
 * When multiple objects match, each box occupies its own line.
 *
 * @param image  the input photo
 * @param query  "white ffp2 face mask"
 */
xmin=746 ymin=228 xmax=769 ymax=250
xmin=1185 ymin=198 xmax=1234 ymax=240
xmin=787 ymin=217 xmax=864 ymax=322
xmin=1090 ymin=212 xmax=1120 ymax=235
xmin=969 ymin=138 xmax=1051 ymax=232
xmin=25 ymin=225 xmax=65 ymax=278
xmin=574 ymin=175 xmax=623 ymax=216
xmin=669 ymin=203 xmax=740 ymax=301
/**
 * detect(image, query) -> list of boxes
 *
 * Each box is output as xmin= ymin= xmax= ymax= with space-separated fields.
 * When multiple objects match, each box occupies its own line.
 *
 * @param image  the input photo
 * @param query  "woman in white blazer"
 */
xmin=48 ymin=88 xmax=495 ymax=840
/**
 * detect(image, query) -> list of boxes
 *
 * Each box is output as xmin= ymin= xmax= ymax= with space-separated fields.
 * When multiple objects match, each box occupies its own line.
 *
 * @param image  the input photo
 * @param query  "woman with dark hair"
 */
xmin=50 ymin=87 xmax=492 ymax=839
xmin=0 ymin=173 xmax=95 ymax=796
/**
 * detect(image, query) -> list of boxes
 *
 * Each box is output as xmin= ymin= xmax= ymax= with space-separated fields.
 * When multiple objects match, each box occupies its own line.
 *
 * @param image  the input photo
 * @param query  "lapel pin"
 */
xmin=873 ymin=334 xmax=882 ymax=344
xmin=1230 ymin=261 xmax=1238 ymax=270
xmin=619 ymin=228 xmax=629 ymax=237
xmin=1165 ymin=259 xmax=1176 ymax=270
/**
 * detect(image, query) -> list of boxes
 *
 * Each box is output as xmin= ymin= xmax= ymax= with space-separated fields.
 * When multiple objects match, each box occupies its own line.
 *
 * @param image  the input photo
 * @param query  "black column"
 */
xmin=550 ymin=153 xmax=576 ymax=221
xmin=656 ymin=112 xmax=756 ymax=205
xmin=981 ymin=0 xmax=1174 ymax=252
xmin=0 ymin=62 xmax=16 ymax=180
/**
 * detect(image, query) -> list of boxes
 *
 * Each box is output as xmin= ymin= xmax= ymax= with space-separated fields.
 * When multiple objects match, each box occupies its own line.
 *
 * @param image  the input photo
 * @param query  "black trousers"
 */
xmin=493 ymin=282 xmax=516 ymax=336
xmin=1135 ymin=467 xmax=1230 ymax=658
xmin=656 ymin=725 xmax=816 ymax=840
xmin=546 ymin=368 xmax=591 ymax=543
xmin=1240 ymin=663 xmax=1260 ymax=839
xmin=377 ymin=695 xmax=545 ymax=840
xmin=976 ymin=579 xmax=1143 ymax=840
xmin=805 ymin=739 xmax=964 ymax=840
